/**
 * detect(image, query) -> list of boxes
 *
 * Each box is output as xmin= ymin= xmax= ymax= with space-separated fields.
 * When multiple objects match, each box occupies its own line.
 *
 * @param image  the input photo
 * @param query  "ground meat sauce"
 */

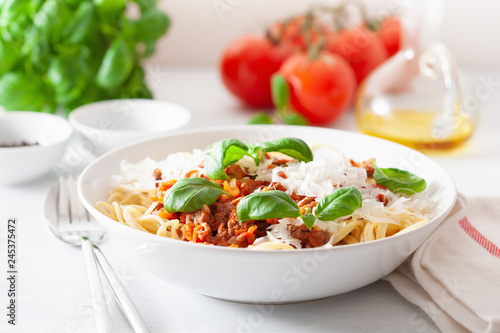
xmin=288 ymin=225 xmax=331 ymax=248
xmin=152 ymin=168 xmax=163 ymax=186
xmin=157 ymin=158 xmax=374 ymax=249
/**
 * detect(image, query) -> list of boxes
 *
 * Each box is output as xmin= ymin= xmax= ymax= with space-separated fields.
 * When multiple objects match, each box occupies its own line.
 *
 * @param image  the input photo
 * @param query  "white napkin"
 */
xmin=384 ymin=194 xmax=500 ymax=333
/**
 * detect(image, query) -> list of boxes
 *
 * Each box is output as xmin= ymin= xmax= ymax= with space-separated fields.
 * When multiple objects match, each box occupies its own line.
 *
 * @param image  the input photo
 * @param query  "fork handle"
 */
xmin=93 ymin=245 xmax=152 ymax=333
xmin=82 ymin=237 xmax=113 ymax=333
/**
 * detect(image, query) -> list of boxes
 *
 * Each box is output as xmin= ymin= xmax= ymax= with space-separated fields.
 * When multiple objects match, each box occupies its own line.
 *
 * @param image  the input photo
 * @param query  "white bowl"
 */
xmin=69 ymin=99 xmax=191 ymax=155
xmin=0 ymin=111 xmax=73 ymax=186
xmin=78 ymin=125 xmax=456 ymax=303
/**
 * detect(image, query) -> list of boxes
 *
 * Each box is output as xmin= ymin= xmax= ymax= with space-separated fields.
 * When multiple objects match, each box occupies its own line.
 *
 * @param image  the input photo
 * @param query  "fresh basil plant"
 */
xmin=0 ymin=0 xmax=169 ymax=114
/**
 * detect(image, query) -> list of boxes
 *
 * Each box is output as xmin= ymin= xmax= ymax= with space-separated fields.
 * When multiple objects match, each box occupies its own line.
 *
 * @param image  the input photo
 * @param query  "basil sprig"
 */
xmin=301 ymin=208 xmax=316 ymax=229
xmin=315 ymin=187 xmax=363 ymax=221
xmin=236 ymin=190 xmax=301 ymax=222
xmin=271 ymin=73 xmax=289 ymax=111
xmin=251 ymin=137 xmax=313 ymax=165
xmin=163 ymin=178 xmax=231 ymax=213
xmin=236 ymin=187 xmax=362 ymax=229
xmin=205 ymin=137 xmax=313 ymax=180
xmin=372 ymin=160 xmax=427 ymax=195
xmin=205 ymin=139 xmax=249 ymax=180
xmin=248 ymin=74 xmax=309 ymax=126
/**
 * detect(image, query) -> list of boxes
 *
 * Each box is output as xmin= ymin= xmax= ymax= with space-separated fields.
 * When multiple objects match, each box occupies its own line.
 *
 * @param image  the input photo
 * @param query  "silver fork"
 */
xmin=44 ymin=176 xmax=151 ymax=333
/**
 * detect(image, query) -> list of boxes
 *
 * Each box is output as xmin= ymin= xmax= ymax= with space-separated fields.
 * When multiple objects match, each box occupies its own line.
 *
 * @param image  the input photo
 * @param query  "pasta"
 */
xmin=96 ymin=140 xmax=432 ymax=249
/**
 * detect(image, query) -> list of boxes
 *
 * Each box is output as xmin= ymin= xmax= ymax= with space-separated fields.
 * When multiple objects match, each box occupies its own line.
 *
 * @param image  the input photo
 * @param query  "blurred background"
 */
xmin=151 ymin=0 xmax=500 ymax=67
xmin=0 ymin=0 xmax=496 ymax=152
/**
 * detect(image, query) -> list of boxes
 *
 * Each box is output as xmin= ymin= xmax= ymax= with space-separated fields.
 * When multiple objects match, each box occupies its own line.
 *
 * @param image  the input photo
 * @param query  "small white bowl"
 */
xmin=69 ymin=99 xmax=191 ymax=155
xmin=0 ymin=111 xmax=73 ymax=186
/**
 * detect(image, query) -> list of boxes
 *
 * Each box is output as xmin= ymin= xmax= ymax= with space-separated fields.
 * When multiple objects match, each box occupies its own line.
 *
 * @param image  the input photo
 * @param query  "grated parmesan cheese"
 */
xmin=110 ymin=149 xmax=206 ymax=189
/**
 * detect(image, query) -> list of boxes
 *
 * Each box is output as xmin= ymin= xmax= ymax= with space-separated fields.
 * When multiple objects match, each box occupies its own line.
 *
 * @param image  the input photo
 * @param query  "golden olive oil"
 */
xmin=357 ymin=109 xmax=474 ymax=151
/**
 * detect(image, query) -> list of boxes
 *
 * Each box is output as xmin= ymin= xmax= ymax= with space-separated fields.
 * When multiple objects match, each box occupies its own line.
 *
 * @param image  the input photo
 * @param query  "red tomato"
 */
xmin=279 ymin=52 xmax=356 ymax=125
xmin=377 ymin=17 xmax=401 ymax=57
xmin=325 ymin=26 xmax=388 ymax=85
xmin=220 ymin=35 xmax=295 ymax=108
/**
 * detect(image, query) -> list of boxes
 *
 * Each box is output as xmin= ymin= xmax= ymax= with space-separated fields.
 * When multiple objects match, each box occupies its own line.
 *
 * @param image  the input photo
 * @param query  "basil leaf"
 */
xmin=248 ymin=112 xmax=273 ymax=125
xmin=271 ymin=74 xmax=289 ymax=111
xmin=96 ymin=36 xmax=134 ymax=88
xmin=253 ymin=137 xmax=313 ymax=163
xmin=0 ymin=0 xmax=26 ymax=28
xmin=281 ymin=113 xmax=309 ymax=126
xmin=94 ymin=0 xmax=126 ymax=22
xmin=302 ymin=212 xmax=316 ymax=230
xmin=205 ymin=139 xmax=248 ymax=180
xmin=163 ymin=178 xmax=230 ymax=213
xmin=64 ymin=1 xmax=95 ymax=44
xmin=134 ymin=9 xmax=170 ymax=42
xmin=372 ymin=160 xmax=427 ymax=195
xmin=315 ymin=187 xmax=362 ymax=221
xmin=47 ymin=56 xmax=87 ymax=105
xmin=119 ymin=65 xmax=153 ymax=99
xmin=134 ymin=0 xmax=156 ymax=12
xmin=237 ymin=190 xmax=300 ymax=222
xmin=0 ymin=37 xmax=18 ymax=75
xmin=32 ymin=0 xmax=72 ymax=44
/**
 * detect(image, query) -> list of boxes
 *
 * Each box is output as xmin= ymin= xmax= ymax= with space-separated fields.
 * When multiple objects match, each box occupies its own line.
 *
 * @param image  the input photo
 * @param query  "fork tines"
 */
xmin=57 ymin=175 xmax=103 ymax=235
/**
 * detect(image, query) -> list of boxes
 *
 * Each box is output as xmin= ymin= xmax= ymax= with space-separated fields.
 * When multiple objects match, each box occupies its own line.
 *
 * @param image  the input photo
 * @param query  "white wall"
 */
xmin=148 ymin=0 xmax=500 ymax=67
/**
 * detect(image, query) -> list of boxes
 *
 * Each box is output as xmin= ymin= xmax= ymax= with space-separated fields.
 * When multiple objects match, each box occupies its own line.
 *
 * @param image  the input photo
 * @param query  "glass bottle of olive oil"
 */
xmin=355 ymin=0 xmax=478 ymax=152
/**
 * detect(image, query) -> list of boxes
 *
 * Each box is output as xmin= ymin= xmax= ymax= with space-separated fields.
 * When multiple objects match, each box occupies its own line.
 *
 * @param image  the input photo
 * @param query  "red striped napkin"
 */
xmin=385 ymin=194 xmax=500 ymax=333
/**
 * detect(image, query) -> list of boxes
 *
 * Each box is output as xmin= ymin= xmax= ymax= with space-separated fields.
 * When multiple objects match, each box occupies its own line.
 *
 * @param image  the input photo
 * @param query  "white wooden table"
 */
xmin=1 ymin=67 xmax=499 ymax=333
